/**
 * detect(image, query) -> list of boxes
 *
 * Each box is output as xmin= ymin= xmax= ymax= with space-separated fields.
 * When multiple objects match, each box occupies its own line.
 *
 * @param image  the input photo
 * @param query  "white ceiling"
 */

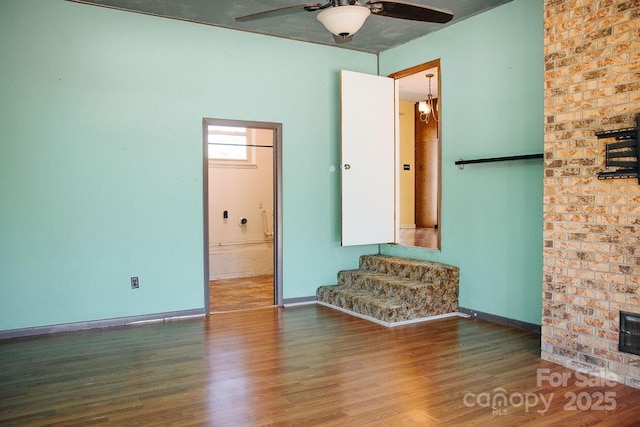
xmin=397 ymin=67 xmax=438 ymax=102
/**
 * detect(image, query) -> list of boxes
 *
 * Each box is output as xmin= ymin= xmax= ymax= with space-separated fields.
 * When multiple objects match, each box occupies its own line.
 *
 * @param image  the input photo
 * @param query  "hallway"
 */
xmin=398 ymin=227 xmax=438 ymax=248
xmin=209 ymin=274 xmax=274 ymax=313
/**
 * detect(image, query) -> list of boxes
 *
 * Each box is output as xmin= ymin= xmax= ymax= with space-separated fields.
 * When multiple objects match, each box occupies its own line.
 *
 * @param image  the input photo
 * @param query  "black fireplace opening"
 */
xmin=619 ymin=311 xmax=640 ymax=356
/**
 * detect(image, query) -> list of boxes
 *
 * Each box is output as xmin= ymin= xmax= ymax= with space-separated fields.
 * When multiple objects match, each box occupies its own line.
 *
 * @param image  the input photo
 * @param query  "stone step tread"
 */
xmin=318 ymin=285 xmax=408 ymax=309
xmin=336 ymin=271 xmax=456 ymax=303
xmin=323 ymin=277 xmax=455 ymax=306
xmin=317 ymin=284 xmax=456 ymax=323
xmin=358 ymin=255 xmax=459 ymax=283
xmin=360 ymin=255 xmax=459 ymax=272
xmin=338 ymin=269 xmax=432 ymax=289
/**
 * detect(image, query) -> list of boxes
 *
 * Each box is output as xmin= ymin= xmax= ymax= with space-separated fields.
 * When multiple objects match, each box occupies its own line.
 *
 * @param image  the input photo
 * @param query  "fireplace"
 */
xmin=619 ymin=311 xmax=640 ymax=357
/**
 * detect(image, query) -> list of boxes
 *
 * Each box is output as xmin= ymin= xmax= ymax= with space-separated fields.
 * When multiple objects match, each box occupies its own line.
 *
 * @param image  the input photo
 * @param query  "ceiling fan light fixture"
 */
xmin=317 ymin=5 xmax=371 ymax=38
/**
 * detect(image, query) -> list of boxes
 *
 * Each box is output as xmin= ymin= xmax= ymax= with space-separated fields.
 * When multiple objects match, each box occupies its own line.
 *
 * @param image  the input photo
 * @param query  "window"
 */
xmin=207 ymin=125 xmax=255 ymax=166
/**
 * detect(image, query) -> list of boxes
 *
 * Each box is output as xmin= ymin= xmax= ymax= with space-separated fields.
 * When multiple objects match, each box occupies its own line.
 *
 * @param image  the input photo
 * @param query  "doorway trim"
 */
xmin=202 ymin=118 xmax=283 ymax=314
xmin=388 ymin=59 xmax=442 ymax=250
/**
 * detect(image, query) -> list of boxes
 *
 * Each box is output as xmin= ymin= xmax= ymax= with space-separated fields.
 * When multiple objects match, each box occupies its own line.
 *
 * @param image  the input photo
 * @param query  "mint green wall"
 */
xmin=1 ymin=0 xmax=543 ymax=332
xmin=0 ymin=0 xmax=377 ymax=331
xmin=380 ymin=0 xmax=544 ymax=324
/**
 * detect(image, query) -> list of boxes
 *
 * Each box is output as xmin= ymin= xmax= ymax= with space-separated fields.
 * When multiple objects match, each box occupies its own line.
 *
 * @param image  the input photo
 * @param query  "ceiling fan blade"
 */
xmin=235 ymin=3 xmax=324 ymax=22
xmin=333 ymin=34 xmax=354 ymax=44
xmin=366 ymin=1 xmax=454 ymax=24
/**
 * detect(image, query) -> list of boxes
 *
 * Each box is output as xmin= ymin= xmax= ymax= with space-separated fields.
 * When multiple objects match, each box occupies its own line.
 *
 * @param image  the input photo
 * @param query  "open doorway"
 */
xmin=202 ymin=119 xmax=282 ymax=313
xmin=390 ymin=59 xmax=441 ymax=249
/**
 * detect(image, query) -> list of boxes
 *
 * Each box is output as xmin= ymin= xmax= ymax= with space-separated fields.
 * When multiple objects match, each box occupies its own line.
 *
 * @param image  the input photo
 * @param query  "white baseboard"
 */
xmin=282 ymin=296 xmax=316 ymax=307
xmin=284 ymin=300 xmax=317 ymax=308
xmin=317 ymin=301 xmax=469 ymax=328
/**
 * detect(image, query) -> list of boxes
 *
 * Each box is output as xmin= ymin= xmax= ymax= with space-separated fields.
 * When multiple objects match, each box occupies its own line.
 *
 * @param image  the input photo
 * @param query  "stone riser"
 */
xmin=359 ymin=255 xmax=459 ymax=287
xmin=337 ymin=270 xmax=457 ymax=306
xmin=317 ymin=285 xmax=457 ymax=323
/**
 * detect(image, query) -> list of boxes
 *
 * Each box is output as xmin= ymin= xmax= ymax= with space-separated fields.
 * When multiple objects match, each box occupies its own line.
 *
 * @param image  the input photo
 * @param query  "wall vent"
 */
xmin=619 ymin=311 xmax=640 ymax=356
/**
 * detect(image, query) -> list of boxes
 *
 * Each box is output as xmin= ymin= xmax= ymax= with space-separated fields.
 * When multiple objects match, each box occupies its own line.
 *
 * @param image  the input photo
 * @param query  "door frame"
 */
xmin=388 ymin=58 xmax=442 ymax=249
xmin=202 ymin=118 xmax=283 ymax=313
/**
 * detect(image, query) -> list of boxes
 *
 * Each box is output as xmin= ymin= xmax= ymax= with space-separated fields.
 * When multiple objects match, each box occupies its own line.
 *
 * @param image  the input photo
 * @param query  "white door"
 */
xmin=340 ymin=70 xmax=396 ymax=246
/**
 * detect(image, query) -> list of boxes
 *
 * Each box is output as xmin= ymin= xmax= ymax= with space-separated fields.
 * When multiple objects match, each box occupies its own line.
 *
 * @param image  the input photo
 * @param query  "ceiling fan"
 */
xmin=236 ymin=0 xmax=454 ymax=44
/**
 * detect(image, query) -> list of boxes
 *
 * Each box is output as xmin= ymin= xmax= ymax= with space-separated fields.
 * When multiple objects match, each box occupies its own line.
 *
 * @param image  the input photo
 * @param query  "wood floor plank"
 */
xmin=209 ymin=275 xmax=274 ymax=313
xmin=1 ymin=305 xmax=640 ymax=426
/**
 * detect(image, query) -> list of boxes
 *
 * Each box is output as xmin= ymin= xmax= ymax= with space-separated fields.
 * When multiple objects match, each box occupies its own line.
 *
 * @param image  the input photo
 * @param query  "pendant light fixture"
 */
xmin=418 ymin=73 xmax=438 ymax=124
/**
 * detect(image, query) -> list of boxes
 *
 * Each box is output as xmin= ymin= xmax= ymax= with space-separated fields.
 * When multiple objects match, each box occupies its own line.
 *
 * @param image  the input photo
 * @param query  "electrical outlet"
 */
xmin=131 ymin=276 xmax=139 ymax=289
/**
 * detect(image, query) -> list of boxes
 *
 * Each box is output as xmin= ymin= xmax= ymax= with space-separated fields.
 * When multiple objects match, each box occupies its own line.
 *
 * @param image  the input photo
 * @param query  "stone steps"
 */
xmin=317 ymin=255 xmax=459 ymax=325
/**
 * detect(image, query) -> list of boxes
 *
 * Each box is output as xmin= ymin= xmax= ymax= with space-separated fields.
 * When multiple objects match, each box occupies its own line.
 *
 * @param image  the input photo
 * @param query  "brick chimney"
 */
xmin=542 ymin=0 xmax=640 ymax=388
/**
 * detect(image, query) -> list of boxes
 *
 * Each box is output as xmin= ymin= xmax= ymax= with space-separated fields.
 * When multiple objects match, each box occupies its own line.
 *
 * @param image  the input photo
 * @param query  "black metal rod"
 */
xmin=607 ymin=139 xmax=637 ymax=150
xmin=208 ymin=142 xmax=274 ymax=148
xmin=455 ymin=153 xmax=543 ymax=166
xmin=595 ymin=127 xmax=637 ymax=139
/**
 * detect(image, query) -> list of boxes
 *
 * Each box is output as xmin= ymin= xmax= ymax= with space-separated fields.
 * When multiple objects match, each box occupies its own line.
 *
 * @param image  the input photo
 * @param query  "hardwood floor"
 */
xmin=2 ymin=305 xmax=640 ymax=426
xmin=398 ymin=227 xmax=438 ymax=248
xmin=209 ymin=274 xmax=274 ymax=313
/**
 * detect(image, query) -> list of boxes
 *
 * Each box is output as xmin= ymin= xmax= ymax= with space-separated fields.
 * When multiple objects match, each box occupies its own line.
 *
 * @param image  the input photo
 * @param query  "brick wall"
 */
xmin=542 ymin=0 xmax=640 ymax=387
